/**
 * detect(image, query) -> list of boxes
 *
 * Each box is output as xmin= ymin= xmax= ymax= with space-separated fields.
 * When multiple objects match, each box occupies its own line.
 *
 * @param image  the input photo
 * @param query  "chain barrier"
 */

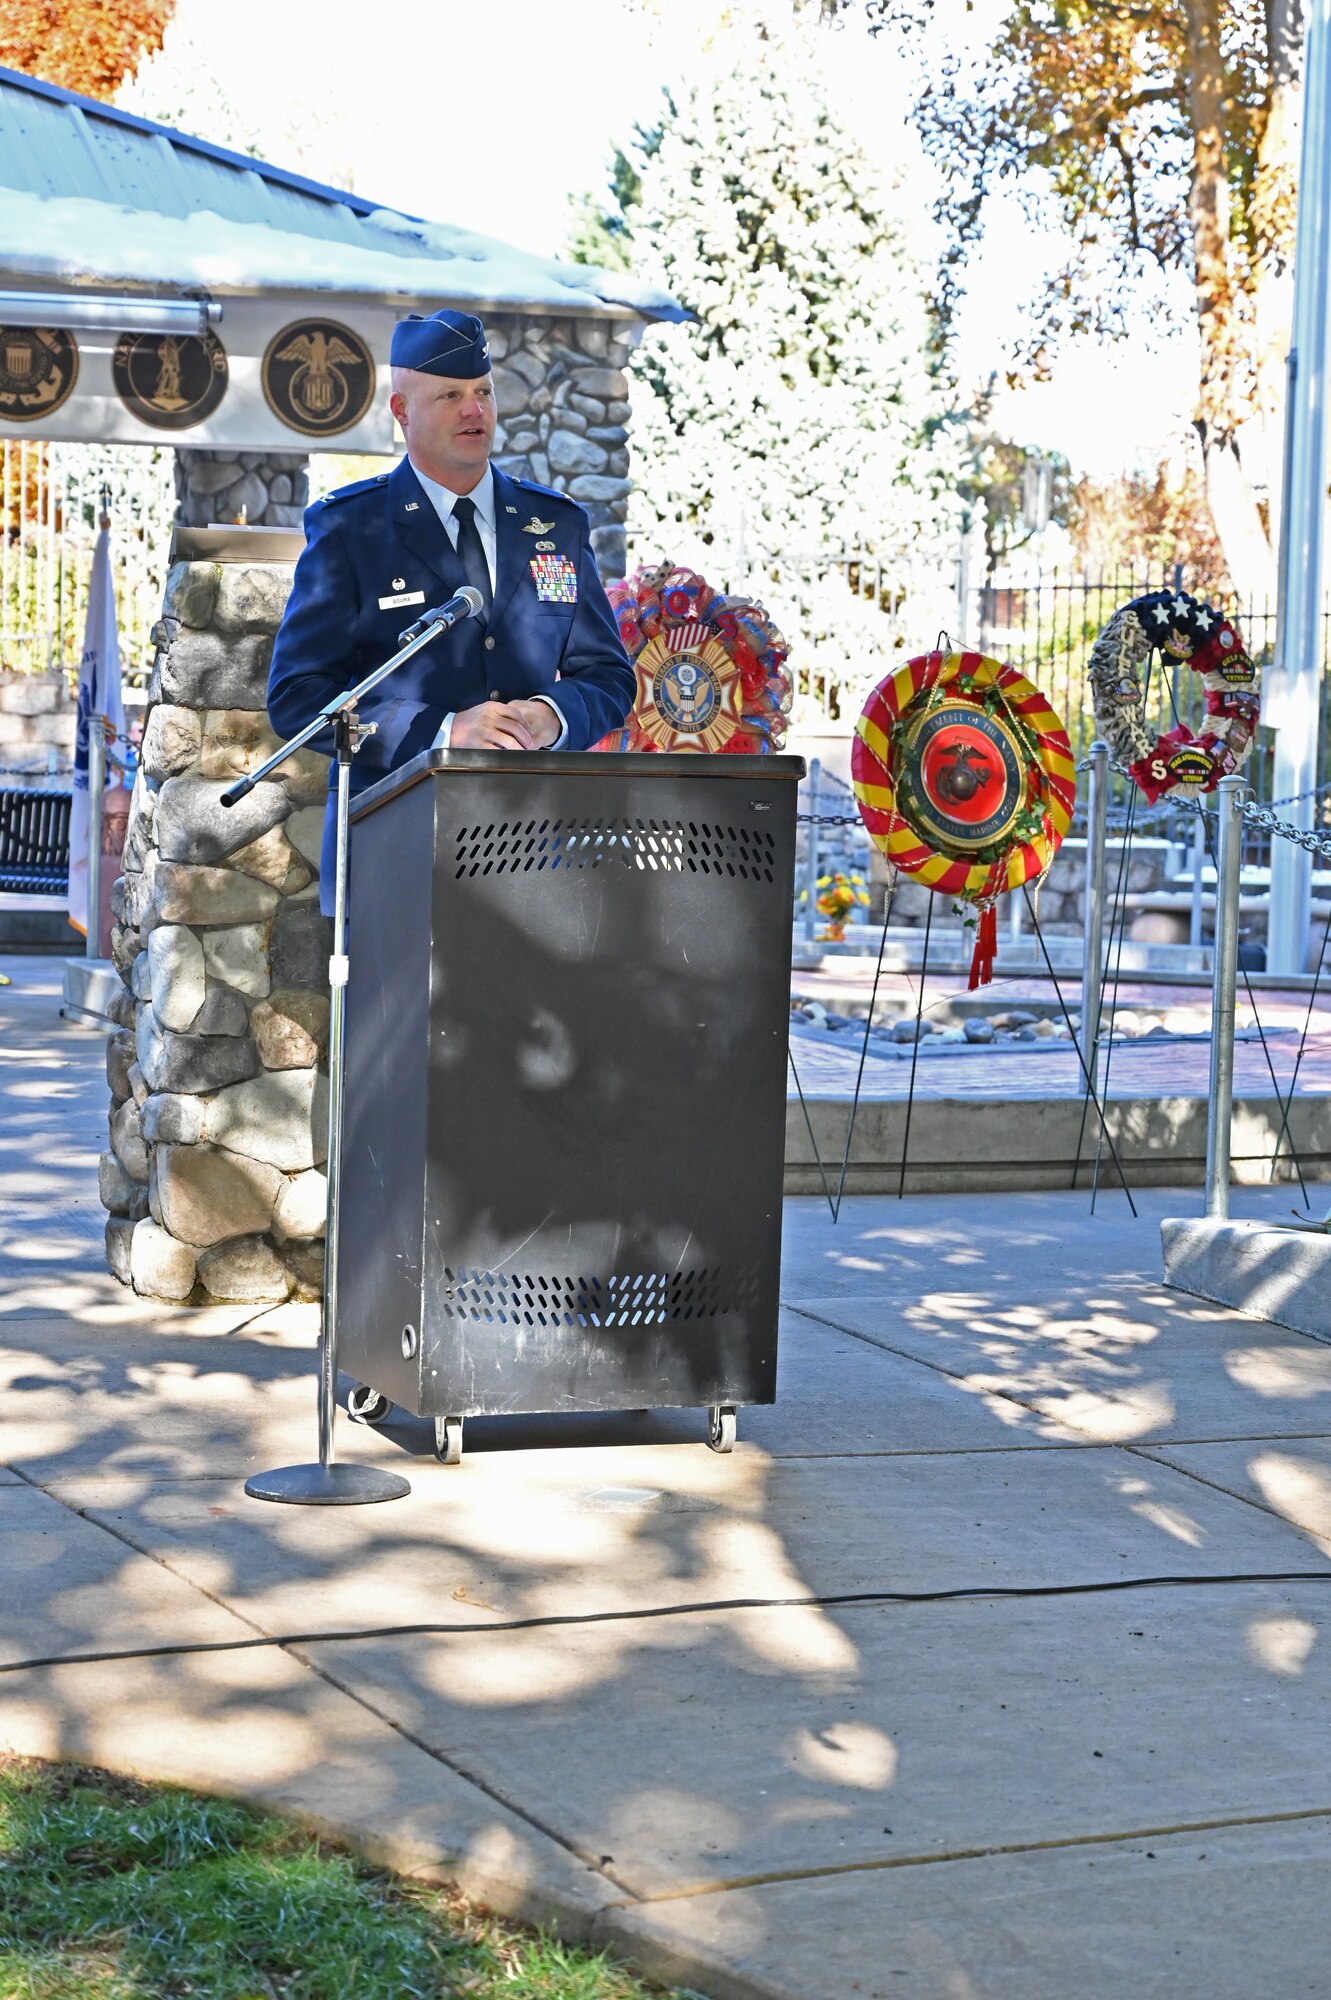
xmin=801 ymin=771 xmax=1331 ymax=850
xmin=1098 ymin=750 xmax=1331 ymax=860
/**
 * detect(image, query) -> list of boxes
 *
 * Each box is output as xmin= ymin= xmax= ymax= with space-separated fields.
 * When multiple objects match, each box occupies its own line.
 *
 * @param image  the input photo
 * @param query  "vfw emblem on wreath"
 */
xmin=633 ymin=621 xmax=743 ymax=752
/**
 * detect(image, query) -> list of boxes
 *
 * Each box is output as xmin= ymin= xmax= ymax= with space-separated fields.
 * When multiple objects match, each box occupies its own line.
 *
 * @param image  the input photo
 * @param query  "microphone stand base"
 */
xmin=244 ymin=1462 xmax=411 ymax=1506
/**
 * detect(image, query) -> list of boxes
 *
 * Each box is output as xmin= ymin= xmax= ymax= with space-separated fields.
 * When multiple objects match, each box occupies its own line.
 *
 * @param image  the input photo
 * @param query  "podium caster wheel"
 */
xmin=347 ymin=1385 xmax=391 ymax=1426
xmin=707 ymin=1404 xmax=736 ymax=1454
xmin=435 ymin=1415 xmax=463 ymax=1465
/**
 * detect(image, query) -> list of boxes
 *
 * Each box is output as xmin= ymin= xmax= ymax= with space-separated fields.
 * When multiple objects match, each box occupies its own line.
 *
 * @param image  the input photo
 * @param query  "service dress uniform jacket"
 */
xmin=267 ymin=457 xmax=635 ymax=910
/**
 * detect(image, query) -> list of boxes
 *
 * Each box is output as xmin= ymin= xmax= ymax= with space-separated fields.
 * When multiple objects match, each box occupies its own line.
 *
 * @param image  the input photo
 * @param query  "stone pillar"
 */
xmin=101 ymin=546 xmax=332 ymax=1304
xmin=174 ymin=449 xmax=310 ymax=528
xmin=489 ymin=312 xmax=637 ymax=579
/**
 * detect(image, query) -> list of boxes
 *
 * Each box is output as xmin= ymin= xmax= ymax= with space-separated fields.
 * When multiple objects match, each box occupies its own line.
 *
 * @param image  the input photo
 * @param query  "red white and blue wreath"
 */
xmin=1087 ymin=587 xmax=1260 ymax=802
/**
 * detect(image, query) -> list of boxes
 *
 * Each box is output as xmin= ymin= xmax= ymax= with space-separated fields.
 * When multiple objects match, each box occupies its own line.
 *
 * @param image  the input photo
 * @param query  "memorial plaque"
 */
xmin=0 ymin=327 xmax=78 ymax=422
xmin=113 ymin=329 xmax=228 ymax=429
xmin=262 ymin=317 xmax=376 ymax=436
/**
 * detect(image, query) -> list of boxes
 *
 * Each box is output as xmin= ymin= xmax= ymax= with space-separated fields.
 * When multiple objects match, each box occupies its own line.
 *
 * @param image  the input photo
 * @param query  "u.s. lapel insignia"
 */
xmin=522 ymin=515 xmax=556 ymax=535
xmin=404 ymin=500 xmax=420 ymax=512
xmin=504 ymin=505 xmax=517 ymax=514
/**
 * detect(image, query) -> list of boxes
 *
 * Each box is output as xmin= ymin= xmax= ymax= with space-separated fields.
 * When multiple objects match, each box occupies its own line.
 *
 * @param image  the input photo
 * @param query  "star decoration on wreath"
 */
xmin=1087 ymin=586 xmax=1260 ymax=803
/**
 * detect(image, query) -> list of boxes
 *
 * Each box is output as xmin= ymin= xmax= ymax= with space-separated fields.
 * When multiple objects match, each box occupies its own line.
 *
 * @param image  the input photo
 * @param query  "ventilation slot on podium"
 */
xmin=454 ymin=819 xmax=777 ymax=881
xmin=441 ymin=1266 xmax=757 ymax=1327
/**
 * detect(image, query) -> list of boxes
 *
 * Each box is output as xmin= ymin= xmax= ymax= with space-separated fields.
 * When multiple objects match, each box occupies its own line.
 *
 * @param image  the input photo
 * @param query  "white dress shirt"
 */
xmin=410 ymin=459 xmax=567 ymax=750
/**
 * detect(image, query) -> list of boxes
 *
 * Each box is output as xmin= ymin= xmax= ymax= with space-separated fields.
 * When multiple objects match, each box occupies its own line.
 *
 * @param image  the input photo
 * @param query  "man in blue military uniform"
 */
xmin=267 ymin=308 xmax=635 ymax=910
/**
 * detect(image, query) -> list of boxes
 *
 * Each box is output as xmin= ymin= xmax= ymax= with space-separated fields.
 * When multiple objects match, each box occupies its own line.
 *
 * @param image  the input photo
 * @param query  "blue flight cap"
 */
xmin=390 ymin=309 xmax=491 ymax=378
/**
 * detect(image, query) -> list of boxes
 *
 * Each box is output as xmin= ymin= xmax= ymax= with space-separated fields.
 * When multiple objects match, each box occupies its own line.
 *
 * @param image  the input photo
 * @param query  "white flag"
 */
xmin=68 ymin=523 xmax=125 ymax=941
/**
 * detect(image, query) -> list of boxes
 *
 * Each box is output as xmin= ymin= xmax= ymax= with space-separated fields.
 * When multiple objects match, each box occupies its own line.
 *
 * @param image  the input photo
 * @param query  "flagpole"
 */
xmin=85 ymin=714 xmax=104 ymax=960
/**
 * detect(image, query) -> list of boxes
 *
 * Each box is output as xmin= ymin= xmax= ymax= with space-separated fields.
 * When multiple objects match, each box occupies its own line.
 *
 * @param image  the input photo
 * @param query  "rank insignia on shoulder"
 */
xmin=522 ymin=516 xmax=556 ymax=535
xmin=530 ymin=553 xmax=577 ymax=603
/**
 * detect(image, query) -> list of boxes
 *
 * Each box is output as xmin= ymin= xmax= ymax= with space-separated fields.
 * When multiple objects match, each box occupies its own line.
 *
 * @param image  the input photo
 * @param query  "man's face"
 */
xmin=391 ymin=368 xmax=497 ymax=488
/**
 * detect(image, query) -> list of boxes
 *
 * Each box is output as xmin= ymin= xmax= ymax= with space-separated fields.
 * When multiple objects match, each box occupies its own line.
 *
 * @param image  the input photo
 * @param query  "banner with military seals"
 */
xmin=852 ymin=649 xmax=1075 ymax=988
xmin=262 ymin=317 xmax=376 ymax=437
xmin=0 ymin=327 xmax=78 ymax=423
xmin=113 ymin=330 xmax=228 ymax=430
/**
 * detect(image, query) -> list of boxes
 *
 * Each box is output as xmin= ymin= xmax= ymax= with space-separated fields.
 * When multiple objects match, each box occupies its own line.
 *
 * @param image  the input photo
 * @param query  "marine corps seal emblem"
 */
xmin=898 ymin=701 xmax=1027 ymax=857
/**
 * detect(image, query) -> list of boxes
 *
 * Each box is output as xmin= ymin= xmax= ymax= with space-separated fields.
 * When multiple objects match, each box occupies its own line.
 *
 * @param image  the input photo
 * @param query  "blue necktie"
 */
xmin=452 ymin=495 xmax=493 ymax=620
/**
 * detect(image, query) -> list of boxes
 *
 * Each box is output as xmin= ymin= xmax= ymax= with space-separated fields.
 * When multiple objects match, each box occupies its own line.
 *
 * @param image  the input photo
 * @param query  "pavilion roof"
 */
xmin=0 ymin=65 xmax=681 ymax=322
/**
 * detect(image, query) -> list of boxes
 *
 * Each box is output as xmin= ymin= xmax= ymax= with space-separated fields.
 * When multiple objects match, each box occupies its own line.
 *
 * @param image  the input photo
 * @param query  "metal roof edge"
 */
xmin=0 ymin=62 xmax=420 ymax=223
xmin=0 ymin=67 xmax=686 ymax=325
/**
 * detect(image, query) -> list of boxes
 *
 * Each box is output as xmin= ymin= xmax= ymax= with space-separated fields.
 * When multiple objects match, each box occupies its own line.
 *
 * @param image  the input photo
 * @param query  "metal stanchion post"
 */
xmin=86 ymin=713 xmax=105 ymax=961
xmin=1189 ymin=813 xmax=1206 ymax=950
xmin=1205 ymin=777 xmax=1245 ymax=1218
xmin=803 ymin=757 xmax=821 ymax=950
xmin=1079 ymin=741 xmax=1108 ymax=1080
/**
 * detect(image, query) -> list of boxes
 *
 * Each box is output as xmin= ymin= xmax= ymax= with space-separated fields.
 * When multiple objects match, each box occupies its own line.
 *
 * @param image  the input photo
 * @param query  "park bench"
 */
xmin=0 ymin=785 xmax=71 ymax=895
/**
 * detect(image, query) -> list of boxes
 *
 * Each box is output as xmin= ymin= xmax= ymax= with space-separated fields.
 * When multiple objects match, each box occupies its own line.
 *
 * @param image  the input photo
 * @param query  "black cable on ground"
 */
xmin=4 ymin=1570 xmax=1330 ymax=1680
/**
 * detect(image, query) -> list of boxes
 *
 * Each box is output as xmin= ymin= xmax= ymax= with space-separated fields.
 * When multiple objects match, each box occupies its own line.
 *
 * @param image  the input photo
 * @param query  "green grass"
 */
xmin=0 ymin=1757 xmax=691 ymax=2000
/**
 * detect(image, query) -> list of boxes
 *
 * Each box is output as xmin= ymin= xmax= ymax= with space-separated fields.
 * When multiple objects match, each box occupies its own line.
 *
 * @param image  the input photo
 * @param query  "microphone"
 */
xmin=399 ymin=584 xmax=484 ymax=645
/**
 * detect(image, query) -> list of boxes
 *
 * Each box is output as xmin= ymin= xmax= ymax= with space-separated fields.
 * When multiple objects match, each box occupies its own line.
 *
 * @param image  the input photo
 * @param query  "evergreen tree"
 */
xmin=599 ymin=12 xmax=962 ymax=597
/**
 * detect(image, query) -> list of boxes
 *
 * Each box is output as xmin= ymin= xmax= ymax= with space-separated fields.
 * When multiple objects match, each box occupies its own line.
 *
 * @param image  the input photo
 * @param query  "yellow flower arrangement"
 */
xmin=798 ymin=870 xmax=870 ymax=942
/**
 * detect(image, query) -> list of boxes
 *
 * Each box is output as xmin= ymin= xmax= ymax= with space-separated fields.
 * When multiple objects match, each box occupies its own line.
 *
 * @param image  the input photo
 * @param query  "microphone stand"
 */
xmin=228 ymin=604 xmax=469 ymax=1506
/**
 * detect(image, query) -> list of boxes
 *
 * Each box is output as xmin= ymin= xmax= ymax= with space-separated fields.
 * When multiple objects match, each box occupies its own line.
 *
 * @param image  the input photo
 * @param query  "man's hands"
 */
xmin=450 ymin=698 xmax=561 ymax=751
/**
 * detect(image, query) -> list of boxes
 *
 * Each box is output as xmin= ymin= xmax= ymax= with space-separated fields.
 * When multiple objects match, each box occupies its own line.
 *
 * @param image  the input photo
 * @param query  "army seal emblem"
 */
xmin=0 ymin=327 xmax=78 ymax=423
xmin=262 ymin=318 xmax=376 ymax=437
xmin=112 ymin=330 xmax=228 ymax=430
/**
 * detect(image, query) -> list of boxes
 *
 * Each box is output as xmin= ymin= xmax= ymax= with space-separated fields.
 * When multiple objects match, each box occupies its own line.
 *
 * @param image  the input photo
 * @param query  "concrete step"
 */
xmin=1161 ymin=1213 xmax=1331 ymax=1338
xmin=785 ymin=1093 xmax=1331 ymax=1195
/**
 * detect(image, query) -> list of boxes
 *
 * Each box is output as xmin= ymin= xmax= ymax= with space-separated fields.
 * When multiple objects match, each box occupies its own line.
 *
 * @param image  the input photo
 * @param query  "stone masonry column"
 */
xmin=174 ymin=449 xmax=310 ymax=528
xmin=488 ymin=311 xmax=638 ymax=580
xmin=101 ymin=545 xmax=332 ymax=1304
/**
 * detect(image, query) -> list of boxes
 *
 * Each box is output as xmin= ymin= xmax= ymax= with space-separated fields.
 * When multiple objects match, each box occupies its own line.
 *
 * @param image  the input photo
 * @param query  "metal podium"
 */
xmin=335 ymin=747 xmax=803 ymax=1462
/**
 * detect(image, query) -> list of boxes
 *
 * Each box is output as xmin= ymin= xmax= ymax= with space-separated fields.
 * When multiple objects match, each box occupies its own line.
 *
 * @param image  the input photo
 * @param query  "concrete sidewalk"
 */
xmin=4 ymin=956 xmax=1331 ymax=1997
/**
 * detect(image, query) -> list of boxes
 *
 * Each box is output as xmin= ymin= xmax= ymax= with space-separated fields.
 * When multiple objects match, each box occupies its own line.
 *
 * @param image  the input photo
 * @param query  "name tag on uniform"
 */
xmin=378 ymin=590 xmax=425 ymax=610
xmin=530 ymin=554 xmax=578 ymax=604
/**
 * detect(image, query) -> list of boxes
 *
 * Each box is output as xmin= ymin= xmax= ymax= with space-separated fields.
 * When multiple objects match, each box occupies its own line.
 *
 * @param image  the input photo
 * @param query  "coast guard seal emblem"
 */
xmin=0 ymin=327 xmax=78 ymax=423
